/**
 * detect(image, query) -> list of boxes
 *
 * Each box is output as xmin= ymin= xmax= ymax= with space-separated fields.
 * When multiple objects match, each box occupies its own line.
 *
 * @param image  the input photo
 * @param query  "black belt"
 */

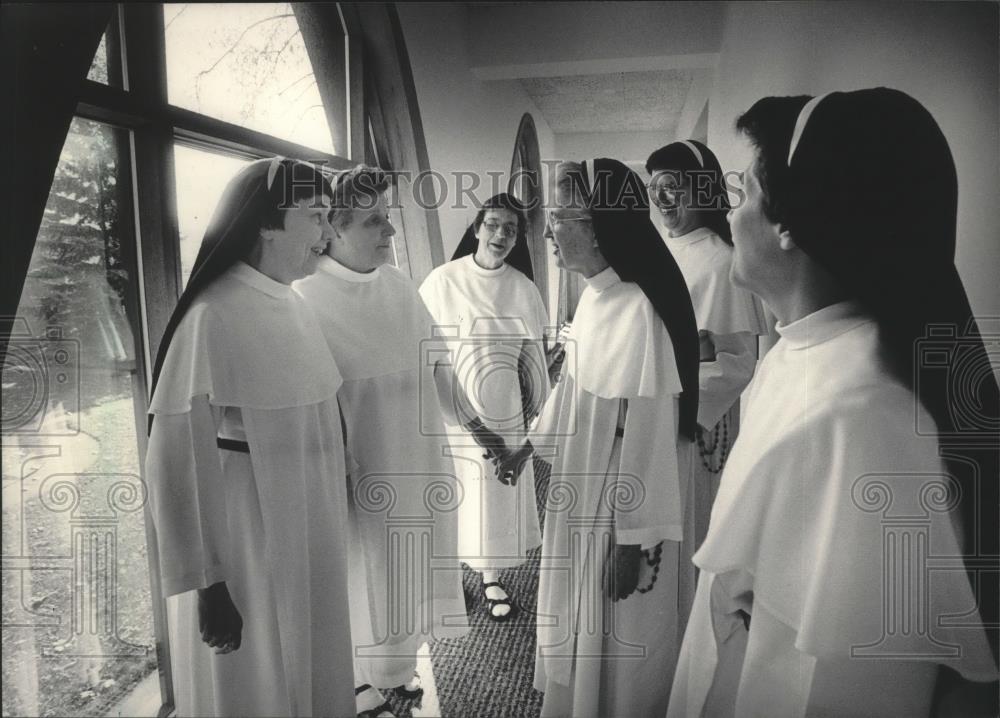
xmin=217 ymin=437 xmax=250 ymax=453
xmin=614 ymin=427 xmax=625 ymax=438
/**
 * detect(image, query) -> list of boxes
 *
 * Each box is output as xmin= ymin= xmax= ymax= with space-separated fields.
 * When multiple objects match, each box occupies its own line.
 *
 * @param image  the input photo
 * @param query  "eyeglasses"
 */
xmin=546 ymin=212 xmax=592 ymax=226
xmin=645 ymin=178 xmax=685 ymax=209
xmin=482 ymin=220 xmax=518 ymax=236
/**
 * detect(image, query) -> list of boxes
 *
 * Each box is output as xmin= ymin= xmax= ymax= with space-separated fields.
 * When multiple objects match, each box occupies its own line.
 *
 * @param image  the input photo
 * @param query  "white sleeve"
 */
xmin=697 ymin=330 xmax=757 ymax=430
xmin=520 ymin=337 xmax=551 ymax=422
xmin=417 ymin=273 xmax=440 ymax=321
xmin=528 ymin=286 xmax=553 ymax=412
xmin=614 ymin=395 xmax=684 ymax=548
xmin=531 ymin=283 xmax=550 ymax=340
xmin=145 ymin=395 xmax=230 ymax=596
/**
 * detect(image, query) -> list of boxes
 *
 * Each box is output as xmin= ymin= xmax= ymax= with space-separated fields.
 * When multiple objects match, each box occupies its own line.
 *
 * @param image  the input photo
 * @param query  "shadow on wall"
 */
xmin=706 ymin=0 xmax=1000 ymax=320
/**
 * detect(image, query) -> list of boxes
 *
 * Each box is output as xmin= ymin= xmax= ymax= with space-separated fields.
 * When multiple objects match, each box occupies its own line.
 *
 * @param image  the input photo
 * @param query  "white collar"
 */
xmin=229 ymin=261 xmax=292 ymax=299
xmin=776 ymin=300 xmax=870 ymax=350
xmin=664 ymin=226 xmax=716 ymax=246
xmin=318 ymin=255 xmax=381 ymax=283
xmin=465 ymin=253 xmax=509 ymax=277
xmin=584 ymin=265 xmax=620 ymax=292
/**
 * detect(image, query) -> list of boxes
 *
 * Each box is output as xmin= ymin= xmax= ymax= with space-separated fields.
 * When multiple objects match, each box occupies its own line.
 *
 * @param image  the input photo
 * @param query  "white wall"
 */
xmin=397 ymin=2 xmax=556 ymax=261
xmin=467 ymin=1 xmax=724 ymax=69
xmin=554 ymin=131 xmax=671 ymax=167
xmin=707 ymin=1 xmax=1000 ymax=320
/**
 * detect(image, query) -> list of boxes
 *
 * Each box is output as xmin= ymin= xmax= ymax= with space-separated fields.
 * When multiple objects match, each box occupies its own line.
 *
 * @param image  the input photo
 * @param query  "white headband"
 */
xmin=266 ymin=155 xmax=284 ymax=190
xmin=681 ymin=140 xmax=704 ymax=168
xmin=787 ymin=93 xmax=830 ymax=166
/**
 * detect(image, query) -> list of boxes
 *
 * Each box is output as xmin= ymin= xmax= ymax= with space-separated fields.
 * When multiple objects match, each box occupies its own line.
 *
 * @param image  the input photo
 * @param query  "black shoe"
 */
xmin=394 ymin=671 xmax=423 ymax=699
xmin=355 ymin=684 xmax=394 ymax=718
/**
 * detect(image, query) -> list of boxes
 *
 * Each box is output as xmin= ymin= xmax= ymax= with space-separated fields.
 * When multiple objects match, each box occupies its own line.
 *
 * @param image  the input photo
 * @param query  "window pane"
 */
xmin=164 ymin=3 xmax=337 ymax=155
xmin=86 ymin=16 xmax=123 ymax=89
xmin=2 ymin=118 xmax=157 ymax=717
xmin=388 ymin=202 xmax=411 ymax=276
xmin=87 ymin=32 xmax=109 ymax=84
xmin=173 ymin=144 xmax=251 ymax=287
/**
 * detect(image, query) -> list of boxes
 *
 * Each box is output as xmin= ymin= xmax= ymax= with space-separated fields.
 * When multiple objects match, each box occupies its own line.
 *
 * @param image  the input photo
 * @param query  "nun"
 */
xmin=499 ymin=158 xmax=700 ymax=717
xmin=294 ymin=165 xmax=468 ymax=717
xmin=668 ymin=89 xmax=998 ymax=717
xmin=418 ymin=193 xmax=549 ymax=622
xmin=645 ymin=140 xmax=769 ymax=563
xmin=145 ymin=158 xmax=356 ymax=717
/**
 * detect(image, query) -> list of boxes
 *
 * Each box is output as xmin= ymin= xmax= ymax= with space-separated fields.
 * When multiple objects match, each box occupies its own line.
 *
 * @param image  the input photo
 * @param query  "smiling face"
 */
xmin=328 ymin=192 xmax=396 ymax=272
xmin=473 ymin=208 xmax=519 ymax=269
xmin=647 ymin=170 xmax=702 ymax=237
xmin=258 ymin=193 xmax=332 ymax=283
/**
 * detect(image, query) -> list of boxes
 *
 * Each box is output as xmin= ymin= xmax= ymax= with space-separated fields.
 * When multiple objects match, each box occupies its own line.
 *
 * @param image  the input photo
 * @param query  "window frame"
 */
xmin=508 ymin=112 xmax=549 ymax=304
xmin=68 ymin=5 xmax=361 ymax=714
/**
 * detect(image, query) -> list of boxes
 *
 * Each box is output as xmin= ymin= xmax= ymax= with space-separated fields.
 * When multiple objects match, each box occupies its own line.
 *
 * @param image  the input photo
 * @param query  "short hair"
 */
xmin=472 ymin=193 xmax=527 ymax=236
xmin=734 ymin=96 xmax=811 ymax=226
xmin=330 ymin=165 xmax=391 ymax=229
xmin=450 ymin=193 xmax=533 ymax=278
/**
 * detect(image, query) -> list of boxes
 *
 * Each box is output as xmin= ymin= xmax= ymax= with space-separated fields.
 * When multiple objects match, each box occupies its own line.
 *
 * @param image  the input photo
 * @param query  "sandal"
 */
xmin=394 ymin=670 xmax=423 ymax=699
xmin=355 ymin=684 xmax=394 ymax=718
xmin=483 ymin=580 xmax=515 ymax=622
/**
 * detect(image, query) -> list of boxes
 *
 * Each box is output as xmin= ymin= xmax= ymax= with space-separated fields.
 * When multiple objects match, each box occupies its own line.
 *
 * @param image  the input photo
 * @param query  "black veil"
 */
xmin=771 ymin=87 xmax=999 ymax=656
xmin=148 ymin=158 xmax=333 ymax=426
xmin=645 ymin=139 xmax=733 ymax=245
xmin=578 ymin=157 xmax=701 ymax=441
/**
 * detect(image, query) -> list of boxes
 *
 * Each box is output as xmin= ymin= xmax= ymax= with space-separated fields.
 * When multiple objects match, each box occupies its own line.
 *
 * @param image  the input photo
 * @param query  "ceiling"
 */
xmin=462 ymin=3 xmax=719 ymax=151
xmin=519 ymin=69 xmax=695 ymax=134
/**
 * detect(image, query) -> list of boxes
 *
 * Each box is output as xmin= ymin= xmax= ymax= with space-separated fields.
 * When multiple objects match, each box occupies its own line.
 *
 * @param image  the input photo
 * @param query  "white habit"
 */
xmin=659 ymin=225 xmax=769 ymax=629
xmin=419 ymin=255 xmax=548 ymax=569
xmin=668 ymin=301 xmax=998 ymax=718
xmin=145 ymin=262 xmax=356 ymax=717
xmin=532 ymin=266 xmax=695 ymax=718
xmin=294 ymin=257 xmax=468 ymax=690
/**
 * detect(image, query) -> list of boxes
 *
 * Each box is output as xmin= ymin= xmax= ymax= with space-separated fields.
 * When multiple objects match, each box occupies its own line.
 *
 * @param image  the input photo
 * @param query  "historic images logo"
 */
xmin=2 ymin=318 xmax=81 ymax=436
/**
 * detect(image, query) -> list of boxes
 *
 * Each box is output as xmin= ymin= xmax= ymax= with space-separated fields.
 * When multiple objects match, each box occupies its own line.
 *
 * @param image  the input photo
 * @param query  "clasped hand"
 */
xmin=198 ymin=581 xmax=243 ymax=654
xmin=468 ymin=421 xmax=531 ymax=486
xmin=603 ymin=544 xmax=643 ymax=602
xmin=492 ymin=441 xmax=533 ymax=486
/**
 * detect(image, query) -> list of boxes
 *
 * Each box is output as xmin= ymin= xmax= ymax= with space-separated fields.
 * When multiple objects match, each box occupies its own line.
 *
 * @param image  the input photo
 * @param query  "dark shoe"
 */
xmin=356 ymin=684 xmax=394 ymax=718
xmin=394 ymin=671 xmax=423 ymax=699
